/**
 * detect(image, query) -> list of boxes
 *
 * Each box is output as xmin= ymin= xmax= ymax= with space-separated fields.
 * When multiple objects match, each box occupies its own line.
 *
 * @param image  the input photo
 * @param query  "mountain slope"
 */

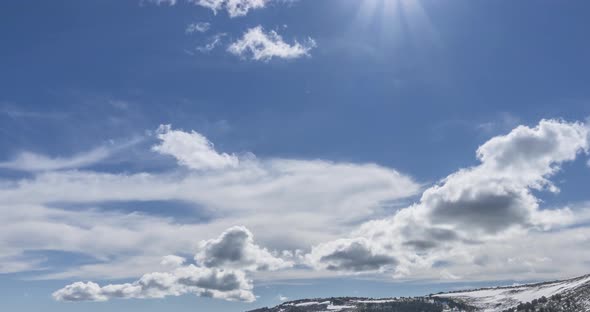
xmin=248 ymin=296 xmax=475 ymax=312
xmin=434 ymin=274 xmax=590 ymax=312
xmin=249 ymin=274 xmax=590 ymax=312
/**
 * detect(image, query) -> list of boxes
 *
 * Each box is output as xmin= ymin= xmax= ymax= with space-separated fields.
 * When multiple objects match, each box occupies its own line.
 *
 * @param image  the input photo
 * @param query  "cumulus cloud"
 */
xmin=307 ymin=119 xmax=590 ymax=276
xmin=53 ymin=265 xmax=254 ymax=302
xmin=307 ymin=238 xmax=397 ymax=272
xmin=153 ymin=124 xmax=239 ymax=170
xmin=53 ymin=225 xmax=289 ymax=303
xmin=195 ymin=226 xmax=292 ymax=271
xmin=421 ymin=119 xmax=588 ymax=234
xmin=228 ymin=26 xmax=316 ymax=61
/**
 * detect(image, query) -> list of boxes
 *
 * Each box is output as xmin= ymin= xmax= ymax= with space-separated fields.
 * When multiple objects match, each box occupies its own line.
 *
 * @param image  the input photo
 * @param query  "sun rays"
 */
xmin=353 ymin=0 xmax=441 ymax=49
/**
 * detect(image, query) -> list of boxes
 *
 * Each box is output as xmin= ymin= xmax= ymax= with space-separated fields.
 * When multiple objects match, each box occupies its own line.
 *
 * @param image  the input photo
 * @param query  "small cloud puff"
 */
xmin=153 ymin=124 xmax=239 ymax=170
xmin=228 ymin=26 xmax=316 ymax=62
xmin=195 ymin=226 xmax=293 ymax=271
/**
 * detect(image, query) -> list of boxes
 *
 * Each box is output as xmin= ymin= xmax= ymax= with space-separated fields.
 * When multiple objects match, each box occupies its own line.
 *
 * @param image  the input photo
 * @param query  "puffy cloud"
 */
xmin=420 ymin=119 xmax=588 ymax=234
xmin=228 ymin=26 xmax=316 ymax=61
xmin=307 ymin=119 xmax=590 ymax=276
xmin=53 ymin=265 xmax=254 ymax=302
xmin=52 ymin=281 xmax=107 ymax=302
xmin=307 ymin=238 xmax=397 ymax=272
xmin=153 ymin=124 xmax=239 ymax=170
xmin=52 ymin=226 xmax=286 ymax=303
xmin=195 ymin=226 xmax=292 ymax=271
xmin=475 ymin=119 xmax=589 ymax=190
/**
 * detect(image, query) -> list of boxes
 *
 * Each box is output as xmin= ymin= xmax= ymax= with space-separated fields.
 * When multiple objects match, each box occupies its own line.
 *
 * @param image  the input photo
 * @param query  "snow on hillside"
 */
xmin=434 ymin=274 xmax=590 ymax=311
xmin=248 ymin=274 xmax=590 ymax=312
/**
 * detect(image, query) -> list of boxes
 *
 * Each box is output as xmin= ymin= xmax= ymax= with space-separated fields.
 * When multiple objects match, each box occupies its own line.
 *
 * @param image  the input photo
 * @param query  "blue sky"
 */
xmin=1 ymin=0 xmax=590 ymax=311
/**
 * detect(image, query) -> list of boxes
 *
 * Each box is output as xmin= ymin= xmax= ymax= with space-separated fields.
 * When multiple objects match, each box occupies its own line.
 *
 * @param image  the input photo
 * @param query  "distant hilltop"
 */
xmin=249 ymin=273 xmax=590 ymax=312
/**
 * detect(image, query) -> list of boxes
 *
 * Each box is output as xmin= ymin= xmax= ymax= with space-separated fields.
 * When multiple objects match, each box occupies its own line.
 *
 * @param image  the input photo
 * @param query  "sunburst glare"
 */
xmin=353 ymin=0 xmax=441 ymax=49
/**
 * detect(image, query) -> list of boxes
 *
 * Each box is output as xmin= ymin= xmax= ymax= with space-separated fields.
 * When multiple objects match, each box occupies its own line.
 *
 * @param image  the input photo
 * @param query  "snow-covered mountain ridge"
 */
xmin=434 ymin=274 xmax=590 ymax=311
xmin=248 ymin=274 xmax=590 ymax=312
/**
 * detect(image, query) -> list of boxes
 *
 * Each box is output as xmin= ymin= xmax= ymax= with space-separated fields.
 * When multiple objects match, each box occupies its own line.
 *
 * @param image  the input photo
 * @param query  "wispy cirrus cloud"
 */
xmin=185 ymin=22 xmax=211 ymax=34
xmin=146 ymin=0 xmax=270 ymax=17
xmin=190 ymin=0 xmax=268 ymax=18
xmin=195 ymin=33 xmax=227 ymax=53
xmin=0 ymin=138 xmax=141 ymax=172
xmin=0 ymin=148 xmax=110 ymax=172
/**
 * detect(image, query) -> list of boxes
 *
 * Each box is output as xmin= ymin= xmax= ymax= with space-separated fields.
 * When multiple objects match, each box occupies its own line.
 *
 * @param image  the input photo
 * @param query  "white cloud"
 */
xmin=0 ymin=148 xmax=110 ymax=172
xmin=5 ymin=120 xmax=590 ymax=291
xmin=152 ymin=124 xmax=239 ymax=170
xmin=190 ymin=0 xmax=268 ymax=17
xmin=0 ymin=138 xmax=141 ymax=172
xmin=161 ymin=255 xmax=186 ymax=268
xmin=185 ymin=22 xmax=211 ymax=34
xmin=307 ymin=238 xmax=397 ymax=273
xmin=53 ymin=225 xmax=289 ymax=303
xmin=53 ymin=265 xmax=255 ymax=302
xmin=145 ymin=0 xmax=177 ymax=5
xmin=0 ymin=125 xmax=419 ymax=281
xmin=195 ymin=226 xmax=292 ymax=271
xmin=53 ymin=281 xmax=107 ymax=302
xmin=196 ymin=33 xmax=226 ymax=53
xmin=228 ymin=26 xmax=316 ymax=61
xmin=150 ymin=0 xmax=269 ymax=17
xmin=307 ymin=119 xmax=590 ymax=278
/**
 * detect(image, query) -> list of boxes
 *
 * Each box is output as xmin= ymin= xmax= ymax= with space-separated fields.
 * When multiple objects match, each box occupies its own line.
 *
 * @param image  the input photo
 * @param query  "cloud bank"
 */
xmin=54 ymin=226 xmax=290 ymax=302
xmin=54 ymin=264 xmax=255 ymax=302
xmin=2 ymin=119 xmax=590 ymax=304
xmin=307 ymin=119 xmax=590 ymax=279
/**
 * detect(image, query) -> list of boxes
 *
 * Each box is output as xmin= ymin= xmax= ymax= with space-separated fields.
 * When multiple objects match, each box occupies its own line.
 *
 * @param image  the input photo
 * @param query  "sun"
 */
xmin=352 ymin=0 xmax=441 ymax=51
